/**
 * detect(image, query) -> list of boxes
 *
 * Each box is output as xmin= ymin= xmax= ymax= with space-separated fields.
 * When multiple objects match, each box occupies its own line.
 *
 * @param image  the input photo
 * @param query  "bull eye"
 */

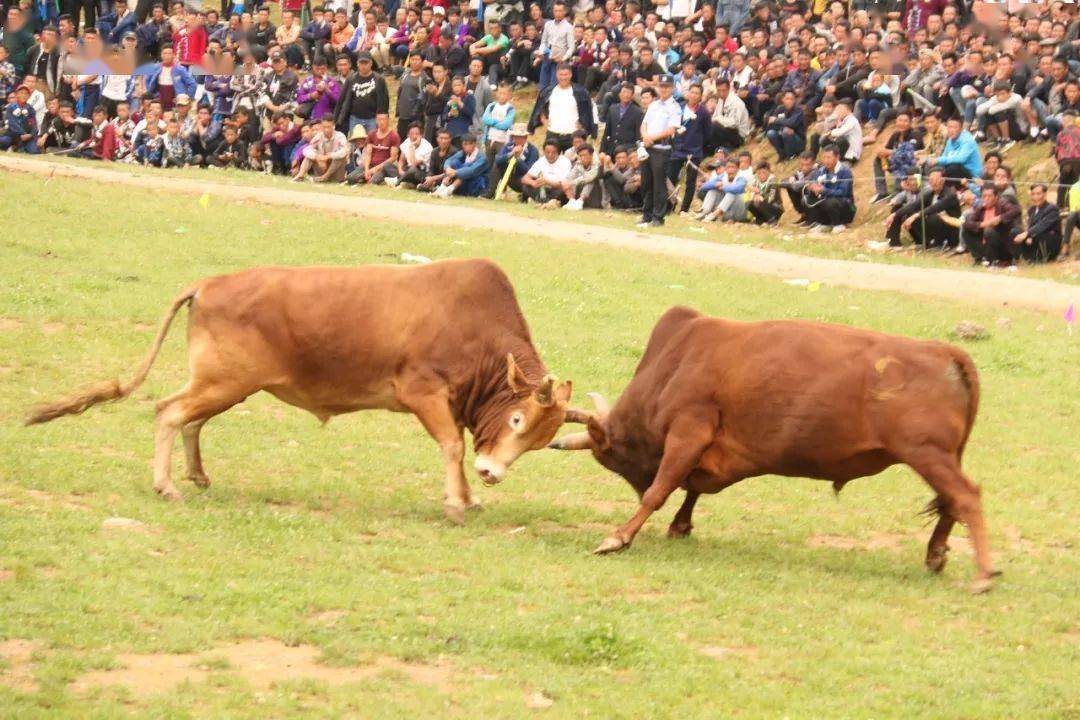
xmin=509 ymin=411 xmax=525 ymax=432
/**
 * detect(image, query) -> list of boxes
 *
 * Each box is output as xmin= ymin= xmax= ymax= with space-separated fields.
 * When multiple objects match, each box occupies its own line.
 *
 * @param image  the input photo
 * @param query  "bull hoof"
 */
xmin=969 ymin=576 xmax=995 ymax=594
xmin=667 ymin=522 xmax=693 ymax=539
xmin=593 ymin=535 xmax=628 ymax=555
xmin=187 ymin=473 xmax=211 ymax=489
xmin=155 ymin=486 xmax=182 ymax=502
xmin=443 ymin=503 xmax=467 ymax=525
xmin=925 ymin=546 xmax=949 ymax=574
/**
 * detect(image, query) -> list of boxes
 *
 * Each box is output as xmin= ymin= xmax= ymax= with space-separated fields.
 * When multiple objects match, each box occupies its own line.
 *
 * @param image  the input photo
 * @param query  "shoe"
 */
xmin=385 ymin=177 xmax=399 ymax=188
xmin=564 ymin=198 xmax=583 ymax=211
xmin=798 ymin=219 xmax=815 ymax=228
xmin=831 ymin=224 xmax=846 ymax=234
xmin=867 ymin=240 xmax=890 ymax=251
xmin=974 ymin=131 xmax=986 ymax=142
xmin=869 ymin=193 xmax=887 ymax=204
xmin=1030 ymin=126 xmax=1040 ymax=141
xmin=809 ymin=223 xmax=826 ymax=232
xmin=1039 ymin=128 xmax=1050 ymax=141
xmin=647 ymin=219 xmax=664 ymax=228
xmin=1006 ymin=264 xmax=1018 ymax=272
xmin=1001 ymin=140 xmax=1016 ymax=152
xmin=636 ymin=218 xmax=652 ymax=228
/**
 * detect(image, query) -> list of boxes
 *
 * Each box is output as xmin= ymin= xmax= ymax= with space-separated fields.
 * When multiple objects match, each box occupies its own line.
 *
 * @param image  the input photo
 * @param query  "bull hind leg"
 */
xmin=908 ymin=452 xmax=997 ymax=592
xmin=923 ymin=496 xmax=955 ymax=573
xmin=154 ymin=383 xmax=249 ymax=500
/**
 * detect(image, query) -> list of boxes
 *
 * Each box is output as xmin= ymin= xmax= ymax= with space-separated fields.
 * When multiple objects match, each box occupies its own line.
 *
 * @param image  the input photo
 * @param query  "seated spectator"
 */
xmin=40 ymin=100 xmax=86 ymax=153
xmin=763 ymin=90 xmax=804 ymax=161
xmin=76 ymin=104 xmax=117 ymax=161
xmin=349 ymin=111 xmax=399 ymax=184
xmin=187 ymin=104 xmax=220 ymax=167
xmin=563 ymin=143 xmax=602 ymax=210
xmin=782 ymin=151 xmax=819 ymax=226
xmin=393 ymin=122 xmax=433 ymax=188
xmin=492 ymin=122 xmax=540 ymax=200
xmin=521 ymin=139 xmax=572 ymax=207
xmin=297 ymin=115 xmax=348 ymax=183
xmin=964 ymin=184 xmax=1022 ymax=268
xmin=1 ymin=82 xmax=39 ymax=153
xmin=600 ymin=146 xmax=641 ymax=210
xmin=209 ymin=123 xmax=247 ymax=169
xmin=820 ymin=100 xmax=861 ymax=165
xmin=1055 ymin=111 xmax=1080 ymax=208
xmin=260 ymin=112 xmax=301 ymax=175
xmin=136 ymin=120 xmax=165 ymax=166
xmin=936 ymin=116 xmax=982 ymax=186
xmin=747 ymin=161 xmax=783 ymax=226
xmin=709 ymin=78 xmax=749 ymax=152
xmin=1062 ymin=176 xmax=1080 ymax=261
xmin=978 ymin=81 xmax=1023 ymax=148
xmin=696 ymin=158 xmax=751 ymax=223
xmin=879 ymin=167 xmax=961 ymax=250
xmin=160 ymin=117 xmax=192 ymax=168
xmin=871 ymin=111 xmax=922 ymax=204
xmin=416 ymin=128 xmax=457 ymax=192
xmin=431 ymin=133 xmax=488 ymax=198
xmin=802 ymin=145 xmax=855 ymax=233
xmin=1013 ymin=183 xmax=1062 ymax=263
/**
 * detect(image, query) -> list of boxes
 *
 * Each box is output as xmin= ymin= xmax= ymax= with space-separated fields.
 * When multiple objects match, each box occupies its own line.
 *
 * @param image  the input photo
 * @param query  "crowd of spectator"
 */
xmin=2 ymin=0 xmax=1078 ymax=265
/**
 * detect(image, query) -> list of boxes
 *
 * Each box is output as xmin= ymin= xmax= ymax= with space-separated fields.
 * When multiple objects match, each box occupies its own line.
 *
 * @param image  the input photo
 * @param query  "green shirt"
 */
xmin=478 ymin=34 xmax=510 ymax=54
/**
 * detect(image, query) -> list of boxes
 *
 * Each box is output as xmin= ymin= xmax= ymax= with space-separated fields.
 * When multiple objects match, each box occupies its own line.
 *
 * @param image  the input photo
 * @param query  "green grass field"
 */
xmin=0 ymin=170 xmax=1077 ymax=718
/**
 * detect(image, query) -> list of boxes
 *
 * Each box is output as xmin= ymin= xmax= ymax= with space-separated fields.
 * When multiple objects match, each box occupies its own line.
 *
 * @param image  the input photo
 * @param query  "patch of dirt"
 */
xmin=3 ymin=155 xmax=1076 ymax=313
xmin=526 ymin=690 xmax=555 ymax=709
xmin=0 ymin=640 xmax=41 ymax=691
xmin=23 ymin=489 xmax=92 ymax=512
xmin=71 ymin=640 xmax=453 ymax=698
xmin=0 ymin=318 xmax=22 ymax=331
xmin=0 ymin=569 xmax=13 ymax=582
xmin=40 ymin=322 xmax=66 ymax=335
xmin=699 ymin=645 xmax=759 ymax=661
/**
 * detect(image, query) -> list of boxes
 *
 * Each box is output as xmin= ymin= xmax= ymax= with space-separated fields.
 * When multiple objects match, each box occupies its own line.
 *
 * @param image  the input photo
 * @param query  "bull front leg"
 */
xmin=398 ymin=383 xmax=479 ymax=524
xmin=595 ymin=416 xmax=716 ymax=554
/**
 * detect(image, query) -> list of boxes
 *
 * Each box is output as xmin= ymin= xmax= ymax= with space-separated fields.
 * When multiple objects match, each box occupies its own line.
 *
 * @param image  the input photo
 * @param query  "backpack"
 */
xmin=889 ymin=139 xmax=917 ymax=179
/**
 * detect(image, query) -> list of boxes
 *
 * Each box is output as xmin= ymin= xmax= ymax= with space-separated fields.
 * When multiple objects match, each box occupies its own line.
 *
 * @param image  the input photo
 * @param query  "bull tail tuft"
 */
xmin=918 ymin=495 xmax=950 ymax=525
xmin=24 ymin=284 xmax=200 ymax=426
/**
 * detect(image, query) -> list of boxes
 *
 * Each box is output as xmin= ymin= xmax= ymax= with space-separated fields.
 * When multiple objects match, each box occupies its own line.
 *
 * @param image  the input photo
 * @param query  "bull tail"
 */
xmin=25 ymin=284 xmax=201 ymax=426
xmin=948 ymin=347 xmax=981 ymax=460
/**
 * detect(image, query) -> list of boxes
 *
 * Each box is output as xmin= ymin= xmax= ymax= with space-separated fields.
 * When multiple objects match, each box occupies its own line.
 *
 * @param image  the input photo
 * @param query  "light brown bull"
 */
xmin=27 ymin=259 xmax=572 ymax=521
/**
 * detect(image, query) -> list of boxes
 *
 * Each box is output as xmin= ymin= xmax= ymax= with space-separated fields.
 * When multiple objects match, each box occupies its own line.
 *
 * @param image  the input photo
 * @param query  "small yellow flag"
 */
xmin=807 ymin=282 xmax=821 ymax=292
xmin=198 ymin=192 xmax=210 ymax=209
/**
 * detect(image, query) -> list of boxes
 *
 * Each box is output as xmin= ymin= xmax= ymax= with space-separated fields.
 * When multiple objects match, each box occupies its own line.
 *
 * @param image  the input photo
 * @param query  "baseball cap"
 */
xmin=356 ymin=50 xmax=373 ymax=62
xmin=658 ymin=74 xmax=675 ymax=86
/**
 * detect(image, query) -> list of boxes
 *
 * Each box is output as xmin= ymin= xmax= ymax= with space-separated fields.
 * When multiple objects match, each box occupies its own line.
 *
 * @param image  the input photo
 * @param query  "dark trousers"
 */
xmin=804 ymin=197 xmax=856 ymax=227
xmin=786 ymin=185 xmax=808 ymax=219
xmin=938 ymin=163 xmax=971 ymax=189
xmin=748 ymin=199 xmax=783 ymax=224
xmin=546 ymin=132 xmax=573 ymax=152
xmin=887 ymin=212 xmax=959 ymax=248
xmin=969 ymin=226 xmax=1018 ymax=264
xmin=640 ymin=146 xmax=672 ymax=222
xmin=709 ymin=125 xmax=743 ymax=154
xmin=603 ymin=173 xmax=639 ymax=209
xmin=667 ymin=155 xmax=699 ymax=213
xmin=65 ymin=0 xmax=96 ymax=28
xmin=523 ymin=182 xmax=565 ymax=204
xmin=1016 ymin=231 xmax=1062 ymax=262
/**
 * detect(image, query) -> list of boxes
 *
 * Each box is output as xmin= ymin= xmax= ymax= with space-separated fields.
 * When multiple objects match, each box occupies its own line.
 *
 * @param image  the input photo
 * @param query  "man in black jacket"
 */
xmin=600 ymin=83 xmax=641 ymax=157
xmin=527 ymin=63 xmax=595 ymax=150
xmin=24 ymin=26 xmax=60 ymax=95
xmin=883 ymin=167 xmax=961 ymax=248
xmin=1013 ymin=183 xmax=1062 ymax=262
xmin=335 ymin=51 xmax=389 ymax=136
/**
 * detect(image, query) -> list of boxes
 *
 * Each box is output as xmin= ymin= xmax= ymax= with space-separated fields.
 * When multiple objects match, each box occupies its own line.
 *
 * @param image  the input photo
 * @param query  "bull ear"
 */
xmin=555 ymin=379 xmax=573 ymax=405
xmin=587 ymin=416 xmax=609 ymax=451
xmin=506 ymin=353 xmax=527 ymax=394
xmin=534 ymin=373 xmax=557 ymax=406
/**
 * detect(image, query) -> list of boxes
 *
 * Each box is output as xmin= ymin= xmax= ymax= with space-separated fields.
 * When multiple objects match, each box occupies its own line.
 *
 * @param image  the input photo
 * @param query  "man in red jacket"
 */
xmin=77 ymin=104 xmax=118 ymax=161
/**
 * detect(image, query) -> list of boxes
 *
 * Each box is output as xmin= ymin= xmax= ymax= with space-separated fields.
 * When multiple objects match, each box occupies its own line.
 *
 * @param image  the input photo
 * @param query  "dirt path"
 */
xmin=5 ymin=155 xmax=1076 ymax=313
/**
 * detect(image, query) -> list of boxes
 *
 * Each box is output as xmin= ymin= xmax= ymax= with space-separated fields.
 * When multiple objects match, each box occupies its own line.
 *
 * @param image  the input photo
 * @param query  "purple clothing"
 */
xmin=296 ymin=75 xmax=342 ymax=121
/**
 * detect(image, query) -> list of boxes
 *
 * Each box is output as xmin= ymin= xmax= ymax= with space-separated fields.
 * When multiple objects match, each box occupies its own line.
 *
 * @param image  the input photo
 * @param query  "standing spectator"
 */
xmin=421 ymin=61 xmax=451 ymax=144
xmin=600 ymin=82 xmax=642 ymax=157
xmin=1013 ymin=183 xmax=1062 ymax=263
xmin=395 ymin=52 xmax=426 ymax=138
xmin=3 ymin=7 xmax=34 ymax=76
xmin=296 ymin=56 xmax=341 ymax=121
xmin=335 ymin=51 xmax=388 ymax=135
xmin=441 ymin=74 xmax=475 ymax=146
xmin=145 ymin=44 xmax=195 ymax=111
xmin=636 ymin=74 xmax=682 ymax=228
xmin=480 ymin=81 xmax=515 ymax=191
xmin=1054 ymin=111 xmax=1080 ymax=208
xmin=297 ymin=115 xmax=349 ymax=182
xmin=536 ymin=1 xmax=573 ymax=91
xmin=528 ymin=63 xmax=595 ymax=151
xmin=465 ymin=57 xmax=492 ymax=141
xmin=802 ymin=145 xmax=855 ymax=233
xmin=671 ymin=83 xmax=709 ymax=215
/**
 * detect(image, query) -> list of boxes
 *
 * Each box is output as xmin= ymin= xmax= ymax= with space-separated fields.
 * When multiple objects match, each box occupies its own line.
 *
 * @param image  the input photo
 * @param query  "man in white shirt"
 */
xmin=637 ymin=74 xmax=682 ymax=227
xmin=824 ymin=99 xmax=862 ymax=163
xmin=521 ymin=139 xmax=572 ymax=206
xmin=394 ymin=122 xmax=434 ymax=187
xmin=710 ymin=78 xmax=749 ymax=151
xmin=296 ymin=115 xmax=349 ymax=183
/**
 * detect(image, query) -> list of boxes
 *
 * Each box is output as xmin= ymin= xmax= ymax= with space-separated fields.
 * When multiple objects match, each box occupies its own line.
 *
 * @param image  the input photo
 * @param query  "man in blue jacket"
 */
xmin=802 ymin=145 xmax=856 ymax=233
xmin=936 ymin=116 xmax=983 ymax=186
xmin=144 ymin=45 xmax=196 ymax=110
xmin=764 ymin=90 xmax=805 ymax=160
xmin=489 ymin=122 xmax=538 ymax=200
xmin=0 ymin=83 xmax=39 ymax=153
xmin=433 ymin=133 xmax=489 ymax=197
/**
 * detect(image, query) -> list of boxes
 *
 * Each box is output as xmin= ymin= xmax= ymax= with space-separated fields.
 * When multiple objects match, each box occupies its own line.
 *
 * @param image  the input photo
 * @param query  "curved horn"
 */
xmin=548 ymin=432 xmax=593 ymax=450
xmin=587 ymin=392 xmax=611 ymax=420
xmin=535 ymin=374 xmax=557 ymax=406
xmin=564 ymin=408 xmax=595 ymax=424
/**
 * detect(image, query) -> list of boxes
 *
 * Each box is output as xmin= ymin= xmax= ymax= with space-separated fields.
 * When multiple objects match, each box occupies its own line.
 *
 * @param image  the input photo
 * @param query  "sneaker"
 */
xmin=564 ymin=198 xmax=583 ymax=211
xmin=831 ymin=224 xmax=846 ymax=234
xmin=385 ymin=176 xmax=399 ymax=188
xmin=869 ymin=193 xmax=888 ymax=204
xmin=1001 ymin=140 xmax=1016 ymax=153
xmin=867 ymin=240 xmax=890 ymax=251
xmin=636 ymin=218 xmax=652 ymax=228
xmin=809 ymin=223 xmax=826 ymax=232
xmin=647 ymin=219 xmax=664 ymax=228
xmin=1006 ymin=264 xmax=1018 ymax=272
xmin=1039 ymin=128 xmax=1050 ymax=141
xmin=1029 ymin=126 xmax=1040 ymax=141
xmin=974 ymin=131 xmax=986 ymax=142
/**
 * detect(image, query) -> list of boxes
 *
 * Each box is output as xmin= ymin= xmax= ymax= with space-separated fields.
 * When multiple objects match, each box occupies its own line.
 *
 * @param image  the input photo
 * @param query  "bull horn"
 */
xmin=548 ymin=432 xmax=592 ymax=450
xmin=535 ymin=374 xmax=557 ymax=406
xmin=564 ymin=408 xmax=595 ymax=424
xmin=587 ymin=392 xmax=611 ymax=420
